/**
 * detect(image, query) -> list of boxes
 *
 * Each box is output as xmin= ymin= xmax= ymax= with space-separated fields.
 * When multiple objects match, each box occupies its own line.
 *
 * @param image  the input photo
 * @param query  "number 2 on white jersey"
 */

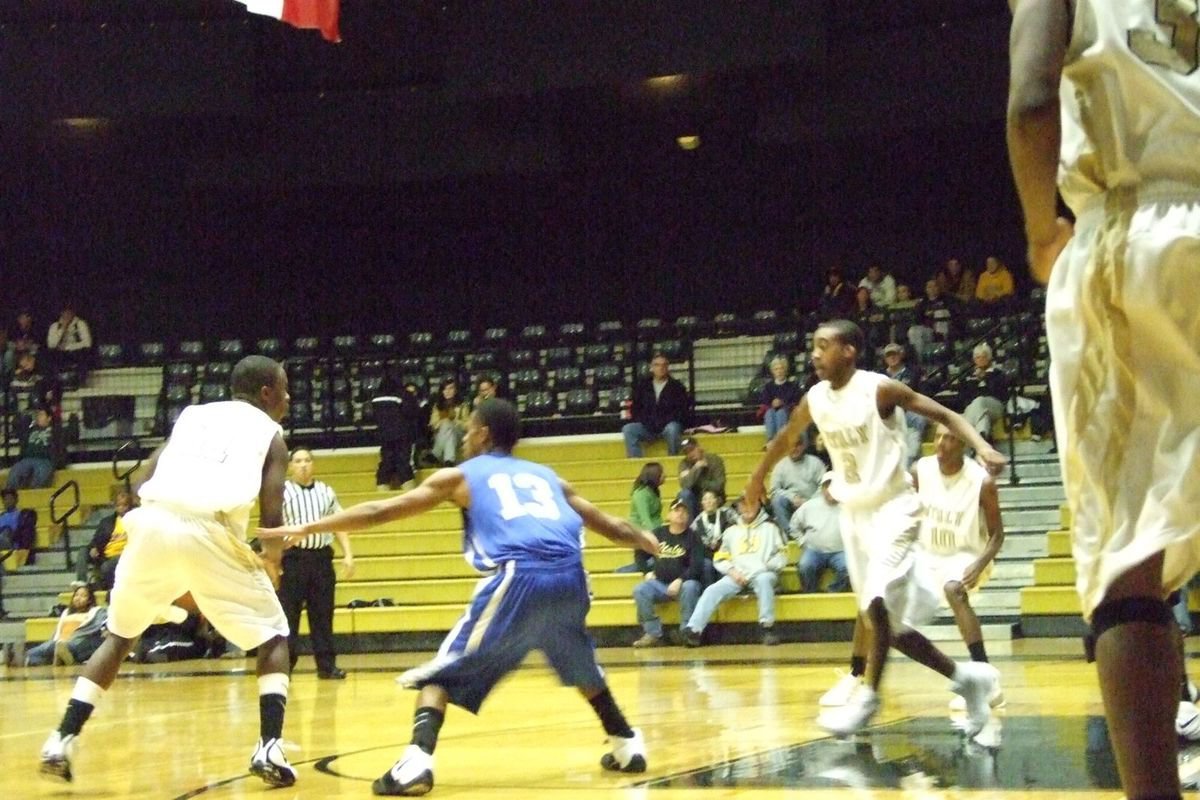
xmin=488 ymin=472 xmax=562 ymax=521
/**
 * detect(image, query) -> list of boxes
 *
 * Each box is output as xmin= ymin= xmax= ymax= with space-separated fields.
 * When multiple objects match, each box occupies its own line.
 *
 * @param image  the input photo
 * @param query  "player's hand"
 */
xmin=730 ymin=568 xmax=748 ymax=587
xmin=1028 ymin=217 xmax=1073 ymax=285
xmin=257 ymin=524 xmax=306 ymax=544
xmin=976 ymin=446 xmax=1008 ymax=477
xmin=262 ymin=554 xmax=284 ymax=590
xmin=634 ymin=528 xmax=660 ymax=557
xmin=666 ymin=577 xmax=682 ymax=599
xmin=341 ymin=554 xmax=356 ymax=580
xmin=961 ymin=560 xmax=988 ymax=591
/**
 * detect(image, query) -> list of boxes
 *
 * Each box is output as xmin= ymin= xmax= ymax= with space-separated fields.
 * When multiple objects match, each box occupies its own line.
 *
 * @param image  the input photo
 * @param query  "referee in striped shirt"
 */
xmin=279 ymin=448 xmax=354 ymax=679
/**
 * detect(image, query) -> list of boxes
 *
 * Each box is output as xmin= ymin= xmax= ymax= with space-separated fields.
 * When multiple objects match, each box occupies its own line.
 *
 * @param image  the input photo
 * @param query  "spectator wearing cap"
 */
xmin=767 ymin=434 xmax=826 ymax=531
xmin=631 ymin=497 xmax=704 ymax=647
xmin=676 ymin=437 xmax=726 ymax=519
xmin=962 ymin=343 xmax=1008 ymax=443
xmin=882 ymin=343 xmax=927 ymax=465
xmin=622 ymin=352 xmax=690 ymax=457
xmin=680 ymin=494 xmax=786 ymax=647
xmin=789 ymin=473 xmax=849 ymax=593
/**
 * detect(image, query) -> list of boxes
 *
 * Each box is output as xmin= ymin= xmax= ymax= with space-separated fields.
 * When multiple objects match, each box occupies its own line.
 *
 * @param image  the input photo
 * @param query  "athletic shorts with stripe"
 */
xmin=398 ymin=558 xmax=605 ymax=713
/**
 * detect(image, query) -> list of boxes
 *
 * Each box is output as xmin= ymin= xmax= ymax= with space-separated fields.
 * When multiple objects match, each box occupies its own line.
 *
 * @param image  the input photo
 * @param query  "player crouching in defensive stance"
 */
xmin=745 ymin=320 xmax=1008 ymax=738
xmin=259 ymin=399 xmax=658 ymax=796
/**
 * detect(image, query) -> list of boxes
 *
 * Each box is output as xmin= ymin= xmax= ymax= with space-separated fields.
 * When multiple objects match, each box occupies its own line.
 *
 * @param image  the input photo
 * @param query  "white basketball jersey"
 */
xmin=916 ymin=456 xmax=988 ymax=557
xmin=807 ymin=370 xmax=908 ymax=509
xmin=140 ymin=401 xmax=282 ymax=534
xmin=1059 ymin=1 xmax=1200 ymax=212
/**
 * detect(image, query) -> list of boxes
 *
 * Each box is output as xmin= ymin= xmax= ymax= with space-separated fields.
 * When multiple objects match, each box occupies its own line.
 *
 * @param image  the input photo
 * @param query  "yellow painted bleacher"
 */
xmin=25 ymin=433 xmax=858 ymax=645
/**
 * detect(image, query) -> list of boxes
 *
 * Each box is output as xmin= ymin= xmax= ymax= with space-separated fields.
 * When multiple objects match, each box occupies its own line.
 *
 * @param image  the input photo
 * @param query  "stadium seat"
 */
xmin=331 ymin=399 xmax=354 ymax=426
xmin=467 ymin=350 xmax=499 ymax=371
xmin=256 ymin=338 xmax=285 ymax=360
xmin=580 ymin=343 xmax=611 ymax=367
xmin=358 ymin=374 xmax=384 ymax=401
xmin=523 ymin=390 xmax=557 ymax=416
xmin=592 ymin=363 xmax=624 ymax=388
xmin=445 ymin=329 xmax=473 ymax=348
xmin=654 ymin=339 xmax=686 ymax=362
xmin=557 ymin=322 xmax=586 ymax=343
xmin=293 ymin=336 xmax=323 ymax=358
xmin=772 ymin=330 xmax=799 ymax=353
xmin=289 ymin=402 xmax=314 ymax=428
xmin=714 ymin=312 xmax=740 ymax=335
xmin=483 ymin=327 xmax=510 ymax=347
xmin=138 ymin=341 xmax=166 ymax=366
xmin=217 ymin=339 xmax=244 ymax=361
xmin=674 ymin=315 xmax=700 ymax=337
xmin=368 ymin=333 xmax=397 ymax=353
xmin=165 ymin=383 xmax=191 ymax=404
xmin=204 ymin=361 xmax=232 ymax=383
xmin=175 ymin=340 xmax=207 ymax=363
xmin=519 ymin=324 xmax=549 ymax=347
xmin=165 ymin=363 xmax=196 ymax=386
xmin=750 ymin=309 xmax=778 ymax=332
xmin=509 ymin=368 xmax=545 ymax=394
xmin=398 ymin=356 xmax=424 ymax=374
xmin=332 ymin=335 xmax=360 ymax=357
xmin=408 ymin=332 xmax=434 ymax=351
xmin=199 ymin=382 xmax=229 ymax=403
xmin=553 ymin=365 xmax=584 ymax=390
xmin=429 ymin=353 xmax=462 ymax=374
xmin=602 ymin=385 xmax=633 ymax=414
xmin=563 ymin=388 xmax=597 ymax=415
xmin=508 ymin=349 xmax=537 ymax=369
xmin=96 ymin=343 xmax=124 ymax=368
xmin=542 ymin=346 xmax=573 ymax=369
xmin=595 ymin=320 xmax=626 ymax=342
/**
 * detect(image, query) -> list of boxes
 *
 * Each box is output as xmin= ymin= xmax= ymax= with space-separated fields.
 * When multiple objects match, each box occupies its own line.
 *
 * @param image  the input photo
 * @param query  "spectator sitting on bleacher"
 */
xmin=76 ymin=492 xmax=134 ymax=590
xmin=472 ymin=376 xmax=498 ymax=410
xmin=24 ymin=584 xmax=105 ymax=667
xmin=46 ymin=302 xmax=93 ymax=378
xmin=858 ymin=264 xmax=897 ymax=308
xmin=768 ymin=434 xmax=825 ymax=532
xmin=937 ymin=257 xmax=976 ymax=306
xmin=9 ymin=310 xmax=38 ymax=360
xmin=616 ymin=462 xmax=665 ymax=574
xmin=974 ymin=256 xmax=1016 ymax=311
xmin=622 ymin=352 xmax=689 ymax=457
xmin=962 ymin=343 xmax=1009 ymax=445
xmin=0 ymin=487 xmax=36 ymax=561
xmin=680 ymin=494 xmax=786 ymax=647
xmin=5 ymin=406 xmax=57 ymax=490
xmin=631 ymin=498 xmax=703 ymax=648
xmin=881 ymin=343 xmax=927 ymax=466
xmin=429 ymin=379 xmax=469 ymax=466
xmin=789 ymin=473 xmax=849 ymax=593
xmin=759 ymin=356 xmax=801 ymax=445
xmin=819 ymin=267 xmax=856 ymax=315
xmin=908 ymin=279 xmax=958 ymax=362
xmin=0 ymin=328 xmax=12 ymax=385
xmin=677 ymin=437 xmax=726 ymax=519
xmin=10 ymin=351 xmax=40 ymax=391
xmin=691 ymin=489 xmax=737 ymax=585
xmin=893 ymin=284 xmax=918 ymax=309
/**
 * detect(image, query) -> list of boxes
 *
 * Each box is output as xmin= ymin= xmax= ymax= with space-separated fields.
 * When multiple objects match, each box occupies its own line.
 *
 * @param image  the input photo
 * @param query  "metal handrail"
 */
xmin=50 ymin=480 xmax=81 ymax=571
xmin=112 ymin=438 xmax=143 ymax=496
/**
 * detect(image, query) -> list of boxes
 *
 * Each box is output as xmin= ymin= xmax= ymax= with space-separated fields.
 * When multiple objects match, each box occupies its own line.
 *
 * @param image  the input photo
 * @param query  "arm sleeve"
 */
xmin=712 ymin=531 xmax=733 ymax=575
xmin=77 ymin=320 xmax=92 ymax=349
xmin=765 ymin=523 xmax=788 ymax=571
xmin=630 ymin=489 xmax=652 ymax=530
xmin=707 ymin=456 xmax=726 ymax=493
xmin=678 ymin=460 xmax=698 ymax=491
xmin=46 ymin=324 xmax=62 ymax=350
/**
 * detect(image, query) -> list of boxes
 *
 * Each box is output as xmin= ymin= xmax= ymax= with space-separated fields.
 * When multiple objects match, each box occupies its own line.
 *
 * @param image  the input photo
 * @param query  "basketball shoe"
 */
xmin=949 ymin=681 xmax=1005 ymax=712
xmin=39 ymin=731 xmax=76 ymax=782
xmin=817 ymin=687 xmax=881 ymax=736
xmin=249 ymin=737 xmax=297 ymax=787
xmin=600 ymin=728 xmax=647 ymax=773
xmin=951 ymin=662 xmax=1000 ymax=737
xmin=1178 ymin=701 xmax=1200 ymax=741
xmin=373 ymin=744 xmax=434 ymax=796
xmin=819 ymin=670 xmax=863 ymax=707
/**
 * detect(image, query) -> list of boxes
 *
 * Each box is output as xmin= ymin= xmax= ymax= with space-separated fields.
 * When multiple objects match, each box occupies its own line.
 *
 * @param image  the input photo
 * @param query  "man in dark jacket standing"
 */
xmin=622 ymin=353 xmax=689 ymax=457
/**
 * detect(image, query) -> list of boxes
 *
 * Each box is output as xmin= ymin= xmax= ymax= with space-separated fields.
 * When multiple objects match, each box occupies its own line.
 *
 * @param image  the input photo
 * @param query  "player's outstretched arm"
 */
xmin=258 ymin=467 xmax=466 ymax=540
xmin=562 ymin=480 xmax=659 ymax=556
xmin=880 ymin=380 xmax=1008 ymax=476
xmin=745 ymin=395 xmax=813 ymax=506
xmin=1007 ymin=0 xmax=1072 ymax=284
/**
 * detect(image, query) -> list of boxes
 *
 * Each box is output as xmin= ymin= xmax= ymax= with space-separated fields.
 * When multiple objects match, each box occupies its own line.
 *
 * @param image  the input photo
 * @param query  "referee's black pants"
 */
xmin=278 ymin=546 xmax=337 ymax=674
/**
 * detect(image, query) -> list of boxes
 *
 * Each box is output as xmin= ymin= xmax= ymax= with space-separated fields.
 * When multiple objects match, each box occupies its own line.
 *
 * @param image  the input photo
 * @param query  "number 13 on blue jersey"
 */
xmin=487 ymin=473 xmax=562 ymax=521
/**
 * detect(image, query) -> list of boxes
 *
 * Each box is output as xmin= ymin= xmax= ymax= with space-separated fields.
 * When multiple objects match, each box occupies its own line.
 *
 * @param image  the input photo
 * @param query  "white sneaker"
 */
xmin=372 ymin=744 xmax=434 ymax=796
xmin=817 ymin=688 xmax=881 ymax=736
xmin=249 ymin=737 xmax=297 ymax=788
xmin=952 ymin=663 xmax=1000 ymax=737
xmin=1178 ymin=701 xmax=1200 ymax=741
xmin=819 ymin=670 xmax=863 ymax=707
xmin=600 ymin=728 xmax=647 ymax=773
xmin=39 ymin=731 xmax=76 ymax=783
xmin=949 ymin=682 xmax=1005 ymax=711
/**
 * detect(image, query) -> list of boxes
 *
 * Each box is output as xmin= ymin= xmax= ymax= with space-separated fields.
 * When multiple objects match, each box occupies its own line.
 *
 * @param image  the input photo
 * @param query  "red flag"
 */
xmin=236 ymin=1 xmax=341 ymax=43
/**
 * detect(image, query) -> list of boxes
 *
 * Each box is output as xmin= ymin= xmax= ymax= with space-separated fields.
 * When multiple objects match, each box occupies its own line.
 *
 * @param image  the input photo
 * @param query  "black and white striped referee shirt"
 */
xmin=282 ymin=479 xmax=343 ymax=550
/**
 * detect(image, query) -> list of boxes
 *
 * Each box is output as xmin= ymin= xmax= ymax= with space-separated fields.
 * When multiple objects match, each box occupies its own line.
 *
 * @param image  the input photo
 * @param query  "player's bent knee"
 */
xmin=944 ymin=580 xmax=967 ymax=605
xmin=1091 ymin=595 xmax=1173 ymax=642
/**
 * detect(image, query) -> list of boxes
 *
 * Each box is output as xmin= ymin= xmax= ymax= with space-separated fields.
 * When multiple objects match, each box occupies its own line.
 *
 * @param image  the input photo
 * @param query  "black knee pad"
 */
xmin=1084 ymin=597 xmax=1174 ymax=662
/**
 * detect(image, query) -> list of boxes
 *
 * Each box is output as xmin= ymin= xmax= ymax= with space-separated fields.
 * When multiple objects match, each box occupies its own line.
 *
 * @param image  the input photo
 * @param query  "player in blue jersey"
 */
xmin=259 ymin=398 xmax=659 ymax=797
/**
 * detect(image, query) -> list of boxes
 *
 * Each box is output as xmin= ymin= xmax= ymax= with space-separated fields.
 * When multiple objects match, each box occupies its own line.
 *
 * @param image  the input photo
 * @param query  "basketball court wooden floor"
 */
xmin=3 ymin=639 xmax=1195 ymax=799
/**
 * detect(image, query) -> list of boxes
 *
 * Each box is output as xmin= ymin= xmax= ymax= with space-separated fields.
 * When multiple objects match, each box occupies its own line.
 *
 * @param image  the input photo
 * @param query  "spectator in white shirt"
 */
xmin=858 ymin=264 xmax=897 ymax=308
xmin=789 ymin=473 xmax=848 ymax=593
